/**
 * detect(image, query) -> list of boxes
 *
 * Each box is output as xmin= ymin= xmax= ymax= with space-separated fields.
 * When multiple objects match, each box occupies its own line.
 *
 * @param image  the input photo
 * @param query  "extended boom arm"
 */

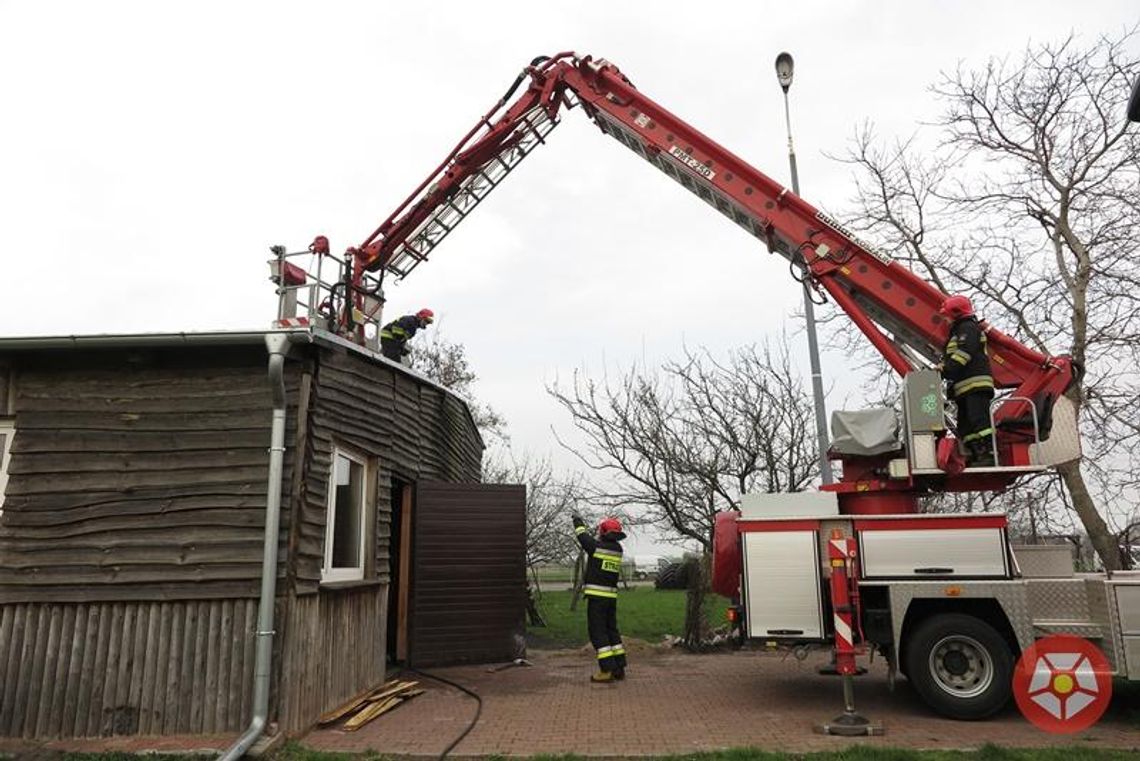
xmin=349 ymin=53 xmax=1076 ymax=450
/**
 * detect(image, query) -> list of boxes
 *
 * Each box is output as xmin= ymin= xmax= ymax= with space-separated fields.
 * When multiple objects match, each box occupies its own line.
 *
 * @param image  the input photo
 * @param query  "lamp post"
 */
xmin=775 ymin=52 xmax=833 ymax=486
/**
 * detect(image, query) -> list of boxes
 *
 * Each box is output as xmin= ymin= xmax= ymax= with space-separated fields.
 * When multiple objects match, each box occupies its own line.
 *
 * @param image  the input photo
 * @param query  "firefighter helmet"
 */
xmin=939 ymin=294 xmax=974 ymax=319
xmin=598 ymin=517 xmax=626 ymax=539
xmin=416 ymin=308 xmax=435 ymax=323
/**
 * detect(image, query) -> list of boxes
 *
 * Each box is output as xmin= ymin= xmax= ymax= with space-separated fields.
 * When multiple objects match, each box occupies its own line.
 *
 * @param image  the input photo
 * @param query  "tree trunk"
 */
xmin=1056 ymin=460 xmax=1119 ymax=571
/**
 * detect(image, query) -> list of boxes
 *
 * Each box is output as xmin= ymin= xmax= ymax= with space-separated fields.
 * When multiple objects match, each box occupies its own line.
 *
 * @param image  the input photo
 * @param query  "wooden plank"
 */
xmin=203 ymin=601 xmax=221 ymax=733
xmin=44 ymin=604 xmax=75 ymax=737
xmin=71 ymin=604 xmax=99 ymax=737
xmin=343 ymin=692 xmax=421 ymax=732
xmin=59 ymin=605 xmax=86 ymax=737
xmin=165 ymin=602 xmax=187 ymax=734
xmin=189 ymin=600 xmax=208 ymax=734
xmin=133 ymin=603 xmax=158 ymax=735
xmin=397 ymin=483 xmax=413 ymax=661
xmin=216 ymin=599 xmax=234 ymax=732
xmin=110 ymin=603 xmax=136 ymax=735
xmin=0 ymin=604 xmax=25 ymax=734
xmin=10 ymin=605 xmax=36 ymax=736
xmin=178 ymin=600 xmax=198 ymax=734
xmin=239 ymin=599 xmax=256 ymax=728
xmin=85 ymin=603 xmax=112 ymax=737
xmin=22 ymin=605 xmax=51 ymax=738
xmin=141 ymin=602 xmax=167 ymax=735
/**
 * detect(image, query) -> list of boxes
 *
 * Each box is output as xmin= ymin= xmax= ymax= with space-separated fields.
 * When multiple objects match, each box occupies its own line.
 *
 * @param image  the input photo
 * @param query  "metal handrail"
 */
xmin=988 ymin=395 xmax=1040 ymax=467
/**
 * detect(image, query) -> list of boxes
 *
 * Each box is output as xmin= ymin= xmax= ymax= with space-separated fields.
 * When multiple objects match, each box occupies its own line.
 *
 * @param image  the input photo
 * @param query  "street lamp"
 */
xmin=774 ymin=52 xmax=834 ymax=486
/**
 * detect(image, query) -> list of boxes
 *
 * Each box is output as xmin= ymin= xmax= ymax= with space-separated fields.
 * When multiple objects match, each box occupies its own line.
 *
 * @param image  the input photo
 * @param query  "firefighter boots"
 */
xmin=591 ymin=670 xmax=615 ymax=683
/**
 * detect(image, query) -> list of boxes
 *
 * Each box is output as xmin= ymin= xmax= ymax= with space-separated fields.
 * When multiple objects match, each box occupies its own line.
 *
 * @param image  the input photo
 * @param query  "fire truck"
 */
xmin=269 ymin=53 xmax=1140 ymax=729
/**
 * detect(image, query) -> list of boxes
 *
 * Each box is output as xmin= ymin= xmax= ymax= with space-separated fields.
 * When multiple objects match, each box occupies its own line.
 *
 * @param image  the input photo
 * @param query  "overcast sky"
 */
xmin=2 ymin=1 xmax=1137 ymax=554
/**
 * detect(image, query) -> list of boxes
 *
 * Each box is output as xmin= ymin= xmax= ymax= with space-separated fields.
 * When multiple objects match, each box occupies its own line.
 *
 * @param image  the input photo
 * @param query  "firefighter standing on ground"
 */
xmin=572 ymin=514 xmax=627 ymax=683
xmin=380 ymin=308 xmax=434 ymax=363
xmin=939 ymin=295 xmax=996 ymax=466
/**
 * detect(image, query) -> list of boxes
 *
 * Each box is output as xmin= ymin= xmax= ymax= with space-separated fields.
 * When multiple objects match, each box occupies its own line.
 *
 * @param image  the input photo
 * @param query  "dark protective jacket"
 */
xmin=380 ymin=315 xmax=422 ymax=352
xmin=942 ymin=316 xmax=994 ymax=398
xmin=572 ymin=516 xmax=623 ymax=599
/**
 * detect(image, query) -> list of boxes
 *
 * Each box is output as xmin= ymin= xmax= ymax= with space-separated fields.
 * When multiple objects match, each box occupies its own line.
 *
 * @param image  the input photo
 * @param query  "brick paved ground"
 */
xmin=306 ymin=646 xmax=1140 ymax=756
xmin=2 ymin=645 xmax=1137 ymax=758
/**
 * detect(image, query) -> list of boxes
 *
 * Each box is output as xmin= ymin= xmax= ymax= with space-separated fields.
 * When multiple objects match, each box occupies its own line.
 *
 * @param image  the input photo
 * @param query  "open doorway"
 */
xmin=387 ymin=479 xmax=414 ymax=665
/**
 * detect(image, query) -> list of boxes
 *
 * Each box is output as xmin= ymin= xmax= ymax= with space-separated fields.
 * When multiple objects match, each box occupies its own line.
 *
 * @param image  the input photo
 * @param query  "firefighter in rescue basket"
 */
xmin=572 ymin=514 xmax=627 ymax=683
xmin=939 ymin=295 xmax=996 ymax=466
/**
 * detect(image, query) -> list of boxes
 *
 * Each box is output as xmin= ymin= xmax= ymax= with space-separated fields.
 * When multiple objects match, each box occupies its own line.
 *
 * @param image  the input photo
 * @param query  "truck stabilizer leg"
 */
xmin=814 ymin=533 xmax=883 ymax=736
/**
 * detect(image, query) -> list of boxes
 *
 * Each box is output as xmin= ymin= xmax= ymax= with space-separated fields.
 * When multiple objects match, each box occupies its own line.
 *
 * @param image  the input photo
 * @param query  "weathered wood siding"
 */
xmin=411 ymin=482 xmax=525 ymax=667
xmin=291 ymin=347 xmax=483 ymax=593
xmin=277 ymin=585 xmax=386 ymax=734
xmin=0 ymin=346 xmax=301 ymax=603
xmin=0 ymin=599 xmax=256 ymax=737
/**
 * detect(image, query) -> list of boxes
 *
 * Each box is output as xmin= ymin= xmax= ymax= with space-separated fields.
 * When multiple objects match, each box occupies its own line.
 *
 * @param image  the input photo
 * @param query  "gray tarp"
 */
xmin=830 ymin=409 xmax=901 ymax=456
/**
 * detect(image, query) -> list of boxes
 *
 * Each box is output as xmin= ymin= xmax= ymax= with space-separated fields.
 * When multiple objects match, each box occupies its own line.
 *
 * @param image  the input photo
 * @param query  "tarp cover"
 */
xmin=830 ymin=409 xmax=901 ymax=456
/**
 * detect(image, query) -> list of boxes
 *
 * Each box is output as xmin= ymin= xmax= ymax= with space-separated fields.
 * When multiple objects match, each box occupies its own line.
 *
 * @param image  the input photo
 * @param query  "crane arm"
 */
xmin=352 ymin=53 xmax=1076 ymax=435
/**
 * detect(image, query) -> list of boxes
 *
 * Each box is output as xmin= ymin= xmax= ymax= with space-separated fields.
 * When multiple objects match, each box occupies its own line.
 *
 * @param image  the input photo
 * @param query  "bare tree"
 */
xmin=482 ymin=451 xmax=592 ymax=581
xmin=834 ymin=31 xmax=1140 ymax=569
xmin=549 ymin=338 xmax=817 ymax=550
xmin=409 ymin=324 xmax=508 ymax=440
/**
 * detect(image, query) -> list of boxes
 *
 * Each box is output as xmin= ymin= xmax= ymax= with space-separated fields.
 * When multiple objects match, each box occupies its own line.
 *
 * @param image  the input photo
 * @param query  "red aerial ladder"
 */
xmin=276 ymin=53 xmax=1139 ymax=732
xmin=326 ymin=52 xmax=1079 ymax=512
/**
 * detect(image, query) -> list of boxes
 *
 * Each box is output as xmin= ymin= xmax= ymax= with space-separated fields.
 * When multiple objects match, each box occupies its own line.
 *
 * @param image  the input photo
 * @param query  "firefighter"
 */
xmin=380 ymin=308 xmax=434 ymax=363
xmin=572 ymin=514 xmax=627 ymax=682
xmin=939 ymin=295 xmax=995 ymax=466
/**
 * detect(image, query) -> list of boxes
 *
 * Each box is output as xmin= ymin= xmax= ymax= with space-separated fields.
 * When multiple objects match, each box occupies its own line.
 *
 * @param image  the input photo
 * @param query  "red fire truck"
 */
xmin=269 ymin=53 xmax=1140 ymax=729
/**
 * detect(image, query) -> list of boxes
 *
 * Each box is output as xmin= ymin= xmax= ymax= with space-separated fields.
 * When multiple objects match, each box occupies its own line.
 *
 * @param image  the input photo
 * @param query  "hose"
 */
xmin=407 ymin=667 xmax=483 ymax=760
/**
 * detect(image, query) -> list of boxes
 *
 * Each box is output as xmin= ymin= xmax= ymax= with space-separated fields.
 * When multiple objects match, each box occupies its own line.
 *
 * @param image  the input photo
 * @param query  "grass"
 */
xmin=527 ymin=587 xmax=733 ymax=648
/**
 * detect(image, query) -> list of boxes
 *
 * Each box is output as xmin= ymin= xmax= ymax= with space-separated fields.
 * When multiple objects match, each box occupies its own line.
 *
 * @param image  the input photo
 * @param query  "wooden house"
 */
xmin=0 ymin=328 xmax=525 ymax=740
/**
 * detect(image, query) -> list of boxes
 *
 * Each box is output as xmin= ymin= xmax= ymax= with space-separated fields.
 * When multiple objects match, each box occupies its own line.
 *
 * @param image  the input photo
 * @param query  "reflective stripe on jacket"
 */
xmin=941 ymin=316 xmax=993 ymax=397
xmin=573 ymin=517 xmax=623 ymax=597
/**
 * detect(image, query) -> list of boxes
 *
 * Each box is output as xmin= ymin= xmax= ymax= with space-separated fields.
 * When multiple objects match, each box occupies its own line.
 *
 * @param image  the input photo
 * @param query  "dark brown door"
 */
xmin=410 ymin=482 xmax=525 ymax=667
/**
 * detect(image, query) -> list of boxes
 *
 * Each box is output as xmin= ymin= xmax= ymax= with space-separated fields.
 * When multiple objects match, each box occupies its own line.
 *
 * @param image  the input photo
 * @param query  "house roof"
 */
xmin=0 ymin=327 xmax=485 ymax=448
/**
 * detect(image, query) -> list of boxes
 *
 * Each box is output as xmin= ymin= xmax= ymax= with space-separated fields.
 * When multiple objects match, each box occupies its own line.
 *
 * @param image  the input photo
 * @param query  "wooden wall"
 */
xmin=0 ymin=337 xmax=485 ymax=739
xmin=0 ymin=346 xmax=300 ymax=603
xmin=277 ymin=585 xmax=386 ymax=734
xmin=411 ymin=482 xmax=526 ymax=667
xmin=0 ymin=599 xmax=256 ymax=738
xmin=289 ymin=347 xmax=483 ymax=594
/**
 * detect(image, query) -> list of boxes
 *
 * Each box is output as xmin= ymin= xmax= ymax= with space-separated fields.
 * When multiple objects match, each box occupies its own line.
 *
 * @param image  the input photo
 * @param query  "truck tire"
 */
xmin=904 ymin=613 xmax=1014 ymax=720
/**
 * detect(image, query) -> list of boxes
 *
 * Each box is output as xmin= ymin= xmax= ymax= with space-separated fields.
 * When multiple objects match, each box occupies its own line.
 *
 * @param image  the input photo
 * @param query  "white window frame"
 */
xmin=0 ymin=419 xmax=13 ymax=513
xmin=321 ymin=447 xmax=371 ymax=583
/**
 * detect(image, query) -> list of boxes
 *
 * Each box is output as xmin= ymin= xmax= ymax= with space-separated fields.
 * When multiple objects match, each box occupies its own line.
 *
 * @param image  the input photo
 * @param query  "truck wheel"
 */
xmin=904 ymin=613 xmax=1013 ymax=720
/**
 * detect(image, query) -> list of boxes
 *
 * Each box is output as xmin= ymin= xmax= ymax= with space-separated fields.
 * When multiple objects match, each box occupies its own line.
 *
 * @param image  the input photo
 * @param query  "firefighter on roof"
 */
xmin=939 ymin=295 xmax=996 ymax=467
xmin=572 ymin=514 xmax=627 ymax=683
xmin=380 ymin=308 xmax=434 ymax=363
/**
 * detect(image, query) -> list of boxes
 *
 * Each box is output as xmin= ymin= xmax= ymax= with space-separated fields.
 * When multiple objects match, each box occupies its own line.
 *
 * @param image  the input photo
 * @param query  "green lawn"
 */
xmin=528 ymin=587 xmax=732 ymax=648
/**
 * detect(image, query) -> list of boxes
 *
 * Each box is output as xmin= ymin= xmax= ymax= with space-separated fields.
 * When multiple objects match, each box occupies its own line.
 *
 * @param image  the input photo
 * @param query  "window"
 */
xmin=322 ymin=448 xmax=370 ymax=583
xmin=0 ymin=420 xmax=13 ymax=513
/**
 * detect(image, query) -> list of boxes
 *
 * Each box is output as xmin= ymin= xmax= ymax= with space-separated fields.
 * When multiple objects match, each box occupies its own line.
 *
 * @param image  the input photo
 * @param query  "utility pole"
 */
xmin=775 ymin=52 xmax=833 ymax=485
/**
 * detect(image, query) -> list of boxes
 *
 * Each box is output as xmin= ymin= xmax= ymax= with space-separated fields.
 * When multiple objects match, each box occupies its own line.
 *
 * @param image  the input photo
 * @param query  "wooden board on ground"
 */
xmin=317 ymin=679 xmax=407 ymax=725
xmin=343 ymin=689 xmax=423 ymax=731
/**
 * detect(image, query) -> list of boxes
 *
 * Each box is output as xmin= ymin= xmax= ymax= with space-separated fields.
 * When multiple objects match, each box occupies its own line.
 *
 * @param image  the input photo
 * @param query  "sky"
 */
xmin=2 ymin=1 xmax=1137 ymax=554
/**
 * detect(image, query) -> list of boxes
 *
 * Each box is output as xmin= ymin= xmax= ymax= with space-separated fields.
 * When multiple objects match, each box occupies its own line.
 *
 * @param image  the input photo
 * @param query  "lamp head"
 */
xmin=775 ymin=52 xmax=795 ymax=93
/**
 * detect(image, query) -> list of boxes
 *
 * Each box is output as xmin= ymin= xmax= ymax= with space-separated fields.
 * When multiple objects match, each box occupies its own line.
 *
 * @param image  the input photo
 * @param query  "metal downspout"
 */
xmin=220 ymin=332 xmax=290 ymax=760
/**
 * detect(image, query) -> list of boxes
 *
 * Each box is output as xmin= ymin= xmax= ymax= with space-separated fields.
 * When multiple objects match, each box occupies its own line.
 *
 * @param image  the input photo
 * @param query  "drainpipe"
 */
xmin=220 ymin=332 xmax=290 ymax=760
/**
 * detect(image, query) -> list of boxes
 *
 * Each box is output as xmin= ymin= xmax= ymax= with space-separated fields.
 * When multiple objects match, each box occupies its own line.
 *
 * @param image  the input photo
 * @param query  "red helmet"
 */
xmin=939 ymin=294 xmax=974 ymax=319
xmin=416 ymin=308 xmax=435 ymax=323
xmin=598 ymin=517 xmax=626 ymax=539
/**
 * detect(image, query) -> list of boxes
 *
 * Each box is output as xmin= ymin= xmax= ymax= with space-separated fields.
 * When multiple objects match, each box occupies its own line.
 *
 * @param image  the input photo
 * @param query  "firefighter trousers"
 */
xmin=956 ymin=388 xmax=995 ymax=453
xmin=380 ymin=338 xmax=405 ymax=362
xmin=586 ymin=596 xmax=626 ymax=673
